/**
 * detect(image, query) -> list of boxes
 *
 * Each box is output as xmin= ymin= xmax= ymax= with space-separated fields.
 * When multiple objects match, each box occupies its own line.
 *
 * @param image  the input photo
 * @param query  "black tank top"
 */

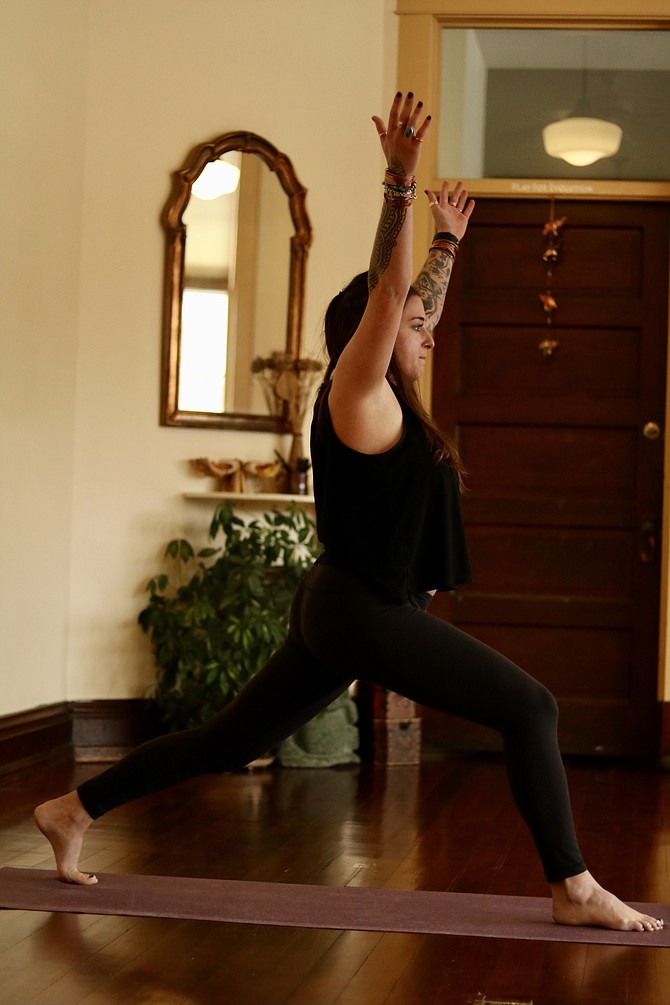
xmin=310 ymin=385 xmax=471 ymax=603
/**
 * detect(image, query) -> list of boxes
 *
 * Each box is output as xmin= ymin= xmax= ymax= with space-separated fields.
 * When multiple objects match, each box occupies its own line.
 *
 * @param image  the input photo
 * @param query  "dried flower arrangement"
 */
xmin=251 ymin=353 xmax=323 ymax=434
xmin=251 ymin=353 xmax=324 ymax=489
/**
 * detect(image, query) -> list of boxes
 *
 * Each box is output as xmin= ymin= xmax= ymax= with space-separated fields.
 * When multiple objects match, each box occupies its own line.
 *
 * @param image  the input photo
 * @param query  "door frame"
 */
xmin=395 ymin=1 xmax=670 ymax=747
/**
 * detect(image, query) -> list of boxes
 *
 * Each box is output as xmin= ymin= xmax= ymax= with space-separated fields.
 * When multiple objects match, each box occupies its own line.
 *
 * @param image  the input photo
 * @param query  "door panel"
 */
xmin=427 ymin=198 xmax=669 ymax=757
xmin=461 ymin=327 xmax=640 ymax=398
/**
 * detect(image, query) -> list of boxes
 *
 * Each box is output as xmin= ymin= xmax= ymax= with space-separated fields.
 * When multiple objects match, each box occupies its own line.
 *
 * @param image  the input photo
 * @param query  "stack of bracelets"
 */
xmin=431 ymin=231 xmax=459 ymax=262
xmin=382 ymin=169 xmax=417 ymax=206
xmin=383 ymin=171 xmax=460 ymax=261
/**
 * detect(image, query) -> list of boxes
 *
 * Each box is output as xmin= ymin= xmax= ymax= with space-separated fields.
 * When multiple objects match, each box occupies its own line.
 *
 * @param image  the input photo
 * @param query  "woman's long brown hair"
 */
xmin=320 ymin=272 xmax=466 ymax=485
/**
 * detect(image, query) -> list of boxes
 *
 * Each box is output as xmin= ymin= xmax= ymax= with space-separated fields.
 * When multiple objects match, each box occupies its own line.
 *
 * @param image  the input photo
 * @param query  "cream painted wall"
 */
xmin=1 ymin=0 xmax=87 ymax=712
xmin=1 ymin=0 xmax=398 ymax=713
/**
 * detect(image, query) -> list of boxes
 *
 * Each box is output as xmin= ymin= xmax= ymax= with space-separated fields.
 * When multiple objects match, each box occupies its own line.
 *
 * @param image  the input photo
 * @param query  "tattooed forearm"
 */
xmin=368 ymin=202 xmax=407 ymax=292
xmin=413 ymin=247 xmax=453 ymax=331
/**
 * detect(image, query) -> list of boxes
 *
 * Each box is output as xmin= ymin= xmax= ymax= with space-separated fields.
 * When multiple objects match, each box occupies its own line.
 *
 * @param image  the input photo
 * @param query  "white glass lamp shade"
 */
xmin=191 ymin=159 xmax=241 ymax=200
xmin=542 ymin=117 xmax=623 ymax=167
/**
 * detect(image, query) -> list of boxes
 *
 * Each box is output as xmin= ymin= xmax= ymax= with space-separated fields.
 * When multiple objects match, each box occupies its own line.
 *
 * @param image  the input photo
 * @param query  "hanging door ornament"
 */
xmin=538 ymin=199 xmax=567 ymax=358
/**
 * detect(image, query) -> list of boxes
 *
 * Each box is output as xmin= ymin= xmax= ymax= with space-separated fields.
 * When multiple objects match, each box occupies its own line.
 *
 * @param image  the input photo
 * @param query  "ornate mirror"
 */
xmin=160 ymin=132 xmax=312 ymax=430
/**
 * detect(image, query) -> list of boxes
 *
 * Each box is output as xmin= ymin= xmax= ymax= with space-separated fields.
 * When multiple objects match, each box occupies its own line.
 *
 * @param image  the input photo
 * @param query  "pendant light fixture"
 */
xmin=542 ymin=38 xmax=622 ymax=168
xmin=543 ymin=116 xmax=622 ymax=167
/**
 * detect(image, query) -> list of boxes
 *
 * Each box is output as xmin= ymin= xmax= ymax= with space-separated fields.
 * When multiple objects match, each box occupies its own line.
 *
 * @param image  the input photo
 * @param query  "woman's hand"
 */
xmin=372 ymin=91 xmax=431 ymax=179
xmin=425 ymin=180 xmax=475 ymax=241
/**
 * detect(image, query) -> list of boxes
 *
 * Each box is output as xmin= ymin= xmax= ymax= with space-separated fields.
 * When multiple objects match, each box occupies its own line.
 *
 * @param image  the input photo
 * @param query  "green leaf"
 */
xmin=144 ymin=502 xmax=320 ymax=730
xmin=179 ymin=540 xmax=195 ymax=562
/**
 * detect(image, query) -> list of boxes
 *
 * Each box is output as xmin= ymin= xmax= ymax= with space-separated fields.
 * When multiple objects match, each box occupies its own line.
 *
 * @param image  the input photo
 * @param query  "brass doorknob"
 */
xmin=643 ymin=422 xmax=661 ymax=440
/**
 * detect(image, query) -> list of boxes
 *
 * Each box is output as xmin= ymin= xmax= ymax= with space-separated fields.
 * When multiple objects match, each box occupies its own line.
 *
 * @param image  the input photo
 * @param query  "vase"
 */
xmin=287 ymin=431 xmax=309 ymax=495
xmin=288 ymin=430 xmax=303 ymax=471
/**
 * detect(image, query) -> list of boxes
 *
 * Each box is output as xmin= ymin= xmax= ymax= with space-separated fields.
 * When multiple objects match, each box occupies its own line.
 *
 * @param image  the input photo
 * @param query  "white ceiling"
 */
xmin=473 ymin=29 xmax=670 ymax=71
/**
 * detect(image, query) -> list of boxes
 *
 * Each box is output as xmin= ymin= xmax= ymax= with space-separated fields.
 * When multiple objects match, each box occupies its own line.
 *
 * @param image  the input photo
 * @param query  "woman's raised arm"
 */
xmin=413 ymin=180 xmax=475 ymax=333
xmin=331 ymin=93 xmax=430 ymax=398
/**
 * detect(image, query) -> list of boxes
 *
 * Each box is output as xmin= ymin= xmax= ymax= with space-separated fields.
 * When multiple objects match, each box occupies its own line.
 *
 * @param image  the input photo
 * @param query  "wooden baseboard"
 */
xmin=0 ymin=699 xmax=161 ymax=775
xmin=4 ymin=698 xmax=668 ymax=774
xmin=0 ymin=703 xmax=72 ymax=777
xmin=71 ymin=699 xmax=159 ymax=762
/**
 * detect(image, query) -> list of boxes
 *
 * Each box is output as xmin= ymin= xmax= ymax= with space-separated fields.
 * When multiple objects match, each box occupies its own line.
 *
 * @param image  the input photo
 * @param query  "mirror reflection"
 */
xmin=160 ymin=132 xmax=312 ymax=431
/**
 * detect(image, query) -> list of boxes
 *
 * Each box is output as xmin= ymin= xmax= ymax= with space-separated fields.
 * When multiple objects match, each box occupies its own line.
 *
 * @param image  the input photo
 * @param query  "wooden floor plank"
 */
xmin=285 ymin=931 xmax=385 ymax=1005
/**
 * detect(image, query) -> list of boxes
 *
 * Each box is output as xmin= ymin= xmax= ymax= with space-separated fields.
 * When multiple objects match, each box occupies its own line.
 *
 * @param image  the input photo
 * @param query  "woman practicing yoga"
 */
xmin=35 ymin=92 xmax=663 ymax=933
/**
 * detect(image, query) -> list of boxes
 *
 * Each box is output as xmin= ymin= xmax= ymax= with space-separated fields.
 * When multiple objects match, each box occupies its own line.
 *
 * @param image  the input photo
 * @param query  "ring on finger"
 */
xmin=404 ymin=126 xmax=415 ymax=138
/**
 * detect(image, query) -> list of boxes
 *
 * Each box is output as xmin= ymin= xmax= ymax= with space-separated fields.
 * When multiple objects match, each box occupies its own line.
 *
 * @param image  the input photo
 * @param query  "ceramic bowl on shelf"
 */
xmin=242 ymin=461 xmax=288 ymax=494
xmin=190 ymin=458 xmax=245 ymax=492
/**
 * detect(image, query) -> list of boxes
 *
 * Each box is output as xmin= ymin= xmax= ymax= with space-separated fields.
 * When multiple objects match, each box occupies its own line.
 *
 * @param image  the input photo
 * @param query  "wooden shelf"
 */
xmin=184 ymin=491 xmax=315 ymax=505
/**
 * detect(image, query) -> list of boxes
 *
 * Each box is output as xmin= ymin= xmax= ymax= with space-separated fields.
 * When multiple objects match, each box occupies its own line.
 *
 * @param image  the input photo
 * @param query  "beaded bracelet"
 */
xmin=383 ymin=180 xmax=417 ymax=205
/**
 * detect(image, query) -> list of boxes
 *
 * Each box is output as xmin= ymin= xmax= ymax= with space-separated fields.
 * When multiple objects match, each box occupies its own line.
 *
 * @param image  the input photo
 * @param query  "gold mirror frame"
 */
xmin=160 ymin=131 xmax=312 ymax=431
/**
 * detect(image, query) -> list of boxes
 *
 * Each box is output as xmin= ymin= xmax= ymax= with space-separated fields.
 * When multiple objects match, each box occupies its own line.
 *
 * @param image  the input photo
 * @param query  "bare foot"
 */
xmin=33 ymin=792 xmax=97 ymax=885
xmin=551 ymin=870 xmax=664 ymax=932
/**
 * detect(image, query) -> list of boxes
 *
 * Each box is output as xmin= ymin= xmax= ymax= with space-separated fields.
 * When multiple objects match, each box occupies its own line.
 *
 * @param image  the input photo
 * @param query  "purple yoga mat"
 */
xmin=1 ymin=867 xmax=668 ymax=946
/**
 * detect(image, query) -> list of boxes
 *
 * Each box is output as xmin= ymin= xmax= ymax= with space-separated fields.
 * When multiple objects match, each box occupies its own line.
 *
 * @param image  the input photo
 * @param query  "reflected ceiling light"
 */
xmin=192 ymin=158 xmax=241 ymax=200
xmin=542 ymin=116 xmax=623 ymax=167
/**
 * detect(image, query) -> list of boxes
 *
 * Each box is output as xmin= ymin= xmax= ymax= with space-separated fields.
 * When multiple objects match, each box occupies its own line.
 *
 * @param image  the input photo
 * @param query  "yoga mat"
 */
xmin=1 ymin=867 xmax=668 ymax=946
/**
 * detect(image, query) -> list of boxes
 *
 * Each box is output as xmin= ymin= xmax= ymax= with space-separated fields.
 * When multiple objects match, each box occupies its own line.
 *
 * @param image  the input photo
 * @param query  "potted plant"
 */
xmin=138 ymin=502 xmax=320 ymax=732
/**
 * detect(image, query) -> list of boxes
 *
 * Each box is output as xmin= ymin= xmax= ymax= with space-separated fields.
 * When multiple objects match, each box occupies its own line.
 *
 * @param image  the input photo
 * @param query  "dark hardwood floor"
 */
xmin=1 ymin=748 xmax=669 ymax=1004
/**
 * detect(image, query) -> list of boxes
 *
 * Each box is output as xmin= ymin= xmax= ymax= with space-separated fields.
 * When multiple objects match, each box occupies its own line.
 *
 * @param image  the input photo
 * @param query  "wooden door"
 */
xmin=427 ymin=198 xmax=669 ymax=757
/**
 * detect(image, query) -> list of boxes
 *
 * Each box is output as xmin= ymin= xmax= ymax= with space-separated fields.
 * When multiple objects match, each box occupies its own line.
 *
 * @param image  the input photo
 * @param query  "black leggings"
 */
xmin=77 ymin=562 xmax=587 ymax=883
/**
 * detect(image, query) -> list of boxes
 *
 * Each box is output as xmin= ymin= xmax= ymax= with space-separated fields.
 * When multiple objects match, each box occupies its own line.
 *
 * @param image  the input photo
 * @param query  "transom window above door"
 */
xmin=439 ymin=29 xmax=670 ymax=182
